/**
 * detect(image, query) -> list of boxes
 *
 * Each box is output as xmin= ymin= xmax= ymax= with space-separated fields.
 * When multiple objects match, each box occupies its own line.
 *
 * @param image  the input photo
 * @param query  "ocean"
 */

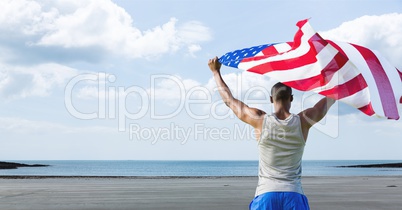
xmin=1 ymin=160 xmax=402 ymax=177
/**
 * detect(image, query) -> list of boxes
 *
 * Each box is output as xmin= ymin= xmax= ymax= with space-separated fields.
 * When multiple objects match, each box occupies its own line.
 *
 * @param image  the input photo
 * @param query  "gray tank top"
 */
xmin=255 ymin=113 xmax=306 ymax=196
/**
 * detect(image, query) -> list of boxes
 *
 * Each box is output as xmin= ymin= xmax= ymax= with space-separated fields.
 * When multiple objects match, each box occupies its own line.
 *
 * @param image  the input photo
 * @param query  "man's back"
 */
xmin=256 ymin=113 xmax=306 ymax=196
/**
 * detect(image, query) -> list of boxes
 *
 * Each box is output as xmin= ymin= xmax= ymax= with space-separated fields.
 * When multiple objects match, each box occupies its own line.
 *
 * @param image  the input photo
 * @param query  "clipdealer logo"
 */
xmin=64 ymin=72 xmax=271 ymax=131
xmin=64 ymin=72 xmax=339 ymax=141
xmin=128 ymin=123 xmax=256 ymax=145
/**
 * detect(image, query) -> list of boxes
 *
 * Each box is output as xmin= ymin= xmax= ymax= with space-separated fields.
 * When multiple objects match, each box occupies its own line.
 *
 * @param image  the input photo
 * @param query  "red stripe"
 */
xmin=283 ymin=74 xmax=326 ymax=91
xmin=296 ymin=19 xmax=309 ymax=28
xmin=352 ymin=44 xmax=399 ymax=120
xmin=398 ymin=68 xmax=402 ymax=81
xmin=292 ymin=20 xmax=308 ymax=49
xmin=261 ymin=43 xmax=293 ymax=57
xmin=398 ymin=68 xmax=402 ymax=104
xmin=261 ymin=45 xmax=279 ymax=57
xmin=245 ymin=34 xmax=326 ymax=74
xmin=318 ymin=74 xmax=367 ymax=100
xmin=358 ymin=102 xmax=375 ymax=116
xmin=283 ymin=52 xmax=347 ymax=91
xmin=326 ymin=40 xmax=348 ymax=58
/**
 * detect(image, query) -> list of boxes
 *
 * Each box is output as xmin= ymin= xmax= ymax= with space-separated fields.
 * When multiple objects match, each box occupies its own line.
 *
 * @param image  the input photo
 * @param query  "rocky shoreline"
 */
xmin=0 ymin=161 xmax=49 ymax=169
xmin=336 ymin=162 xmax=402 ymax=168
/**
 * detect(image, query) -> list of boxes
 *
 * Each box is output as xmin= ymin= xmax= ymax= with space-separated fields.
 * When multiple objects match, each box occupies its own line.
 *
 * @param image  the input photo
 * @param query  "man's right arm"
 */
xmin=208 ymin=57 xmax=265 ymax=129
xmin=298 ymin=97 xmax=336 ymax=141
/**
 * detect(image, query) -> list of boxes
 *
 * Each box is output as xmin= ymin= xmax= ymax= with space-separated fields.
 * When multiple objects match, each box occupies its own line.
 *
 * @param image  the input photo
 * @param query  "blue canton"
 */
xmin=219 ymin=44 xmax=274 ymax=68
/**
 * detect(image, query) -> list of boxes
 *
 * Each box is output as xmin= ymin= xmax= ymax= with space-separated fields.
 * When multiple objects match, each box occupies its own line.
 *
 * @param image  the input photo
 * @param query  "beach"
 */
xmin=0 ymin=176 xmax=401 ymax=210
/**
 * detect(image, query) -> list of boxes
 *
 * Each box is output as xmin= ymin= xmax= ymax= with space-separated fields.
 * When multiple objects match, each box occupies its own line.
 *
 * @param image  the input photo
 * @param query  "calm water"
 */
xmin=1 ymin=160 xmax=402 ymax=176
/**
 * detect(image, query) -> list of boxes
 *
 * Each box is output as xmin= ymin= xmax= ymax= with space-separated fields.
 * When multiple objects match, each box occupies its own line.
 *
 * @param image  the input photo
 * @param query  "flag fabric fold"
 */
xmin=219 ymin=19 xmax=401 ymax=120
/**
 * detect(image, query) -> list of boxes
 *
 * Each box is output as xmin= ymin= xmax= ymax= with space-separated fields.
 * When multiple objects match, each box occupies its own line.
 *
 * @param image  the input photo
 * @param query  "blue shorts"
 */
xmin=249 ymin=192 xmax=310 ymax=210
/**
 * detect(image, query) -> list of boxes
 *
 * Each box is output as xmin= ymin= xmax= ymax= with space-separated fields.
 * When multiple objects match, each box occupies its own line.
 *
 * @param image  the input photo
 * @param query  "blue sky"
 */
xmin=0 ymin=0 xmax=401 ymax=160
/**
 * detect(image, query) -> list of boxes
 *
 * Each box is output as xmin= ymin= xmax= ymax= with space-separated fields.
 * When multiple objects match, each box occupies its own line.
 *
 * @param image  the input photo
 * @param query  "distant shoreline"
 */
xmin=0 ymin=161 xmax=49 ymax=170
xmin=336 ymin=162 xmax=402 ymax=168
xmin=2 ymin=161 xmax=402 ymax=171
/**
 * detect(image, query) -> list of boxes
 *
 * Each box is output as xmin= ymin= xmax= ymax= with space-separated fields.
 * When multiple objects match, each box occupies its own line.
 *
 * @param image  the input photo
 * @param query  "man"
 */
xmin=208 ymin=57 xmax=335 ymax=210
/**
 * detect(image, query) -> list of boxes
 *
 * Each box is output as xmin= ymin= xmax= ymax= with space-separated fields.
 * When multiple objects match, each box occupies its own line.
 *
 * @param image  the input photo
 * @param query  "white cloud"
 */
xmin=187 ymin=44 xmax=202 ymax=57
xmin=149 ymin=75 xmax=202 ymax=102
xmin=341 ymin=113 xmax=402 ymax=137
xmin=0 ymin=0 xmax=212 ymax=62
xmin=76 ymin=85 xmax=99 ymax=99
xmin=0 ymin=63 xmax=78 ymax=99
xmin=73 ymin=72 xmax=117 ymax=100
xmin=0 ymin=117 xmax=115 ymax=134
xmin=320 ymin=13 xmax=402 ymax=67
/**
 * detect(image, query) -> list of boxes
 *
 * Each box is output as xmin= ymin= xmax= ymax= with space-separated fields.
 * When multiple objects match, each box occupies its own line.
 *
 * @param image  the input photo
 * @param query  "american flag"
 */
xmin=219 ymin=19 xmax=402 ymax=120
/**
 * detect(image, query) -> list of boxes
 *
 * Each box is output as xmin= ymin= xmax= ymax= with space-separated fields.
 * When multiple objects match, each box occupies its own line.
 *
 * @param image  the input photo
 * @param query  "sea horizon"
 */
xmin=1 ymin=160 xmax=402 ymax=177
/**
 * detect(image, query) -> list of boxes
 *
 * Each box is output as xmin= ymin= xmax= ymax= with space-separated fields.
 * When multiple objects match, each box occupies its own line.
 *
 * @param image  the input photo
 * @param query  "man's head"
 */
xmin=270 ymin=82 xmax=293 ymax=103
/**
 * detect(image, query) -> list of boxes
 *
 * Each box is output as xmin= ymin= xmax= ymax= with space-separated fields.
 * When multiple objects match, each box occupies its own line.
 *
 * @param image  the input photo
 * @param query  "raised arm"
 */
xmin=208 ymin=57 xmax=265 ymax=129
xmin=298 ymin=96 xmax=336 ymax=140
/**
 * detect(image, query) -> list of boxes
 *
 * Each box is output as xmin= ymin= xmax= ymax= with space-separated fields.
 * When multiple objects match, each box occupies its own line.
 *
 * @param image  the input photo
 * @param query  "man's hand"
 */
xmin=208 ymin=56 xmax=222 ymax=73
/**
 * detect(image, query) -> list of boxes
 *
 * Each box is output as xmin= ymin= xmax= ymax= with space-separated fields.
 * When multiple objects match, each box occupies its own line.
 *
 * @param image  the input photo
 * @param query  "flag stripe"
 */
xmin=281 ymin=42 xmax=293 ymax=53
xmin=261 ymin=45 xmax=279 ymax=56
xmin=282 ymin=52 xmax=347 ymax=91
xmin=247 ymin=44 xmax=339 ymax=82
xmin=339 ymin=87 xmax=372 ymax=111
xmin=293 ymin=19 xmax=312 ymax=49
xmin=246 ymin=41 xmax=320 ymax=73
xmin=309 ymin=60 xmax=361 ymax=93
xmin=358 ymin=103 xmax=375 ymax=116
xmin=352 ymin=44 xmax=399 ymax=119
xmin=259 ymin=42 xmax=292 ymax=56
xmin=396 ymin=68 xmax=402 ymax=104
xmin=242 ymin=41 xmax=336 ymax=78
xmin=319 ymin=74 xmax=367 ymax=100
xmin=328 ymin=41 xmax=386 ymax=117
xmin=241 ymin=39 xmax=317 ymax=70
xmin=374 ymin=52 xmax=402 ymax=109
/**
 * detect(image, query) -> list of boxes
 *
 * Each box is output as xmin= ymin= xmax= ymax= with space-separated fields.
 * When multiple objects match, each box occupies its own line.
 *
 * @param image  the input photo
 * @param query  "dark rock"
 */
xmin=0 ymin=161 xmax=49 ymax=170
xmin=336 ymin=163 xmax=402 ymax=168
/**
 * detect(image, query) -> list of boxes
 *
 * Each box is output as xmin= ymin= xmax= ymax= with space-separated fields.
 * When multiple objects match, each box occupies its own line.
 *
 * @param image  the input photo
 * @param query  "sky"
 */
xmin=0 ymin=0 xmax=401 ymax=160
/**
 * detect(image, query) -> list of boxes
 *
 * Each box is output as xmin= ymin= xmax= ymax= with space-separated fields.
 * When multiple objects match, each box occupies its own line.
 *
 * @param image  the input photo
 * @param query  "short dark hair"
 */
xmin=271 ymin=82 xmax=292 ymax=101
